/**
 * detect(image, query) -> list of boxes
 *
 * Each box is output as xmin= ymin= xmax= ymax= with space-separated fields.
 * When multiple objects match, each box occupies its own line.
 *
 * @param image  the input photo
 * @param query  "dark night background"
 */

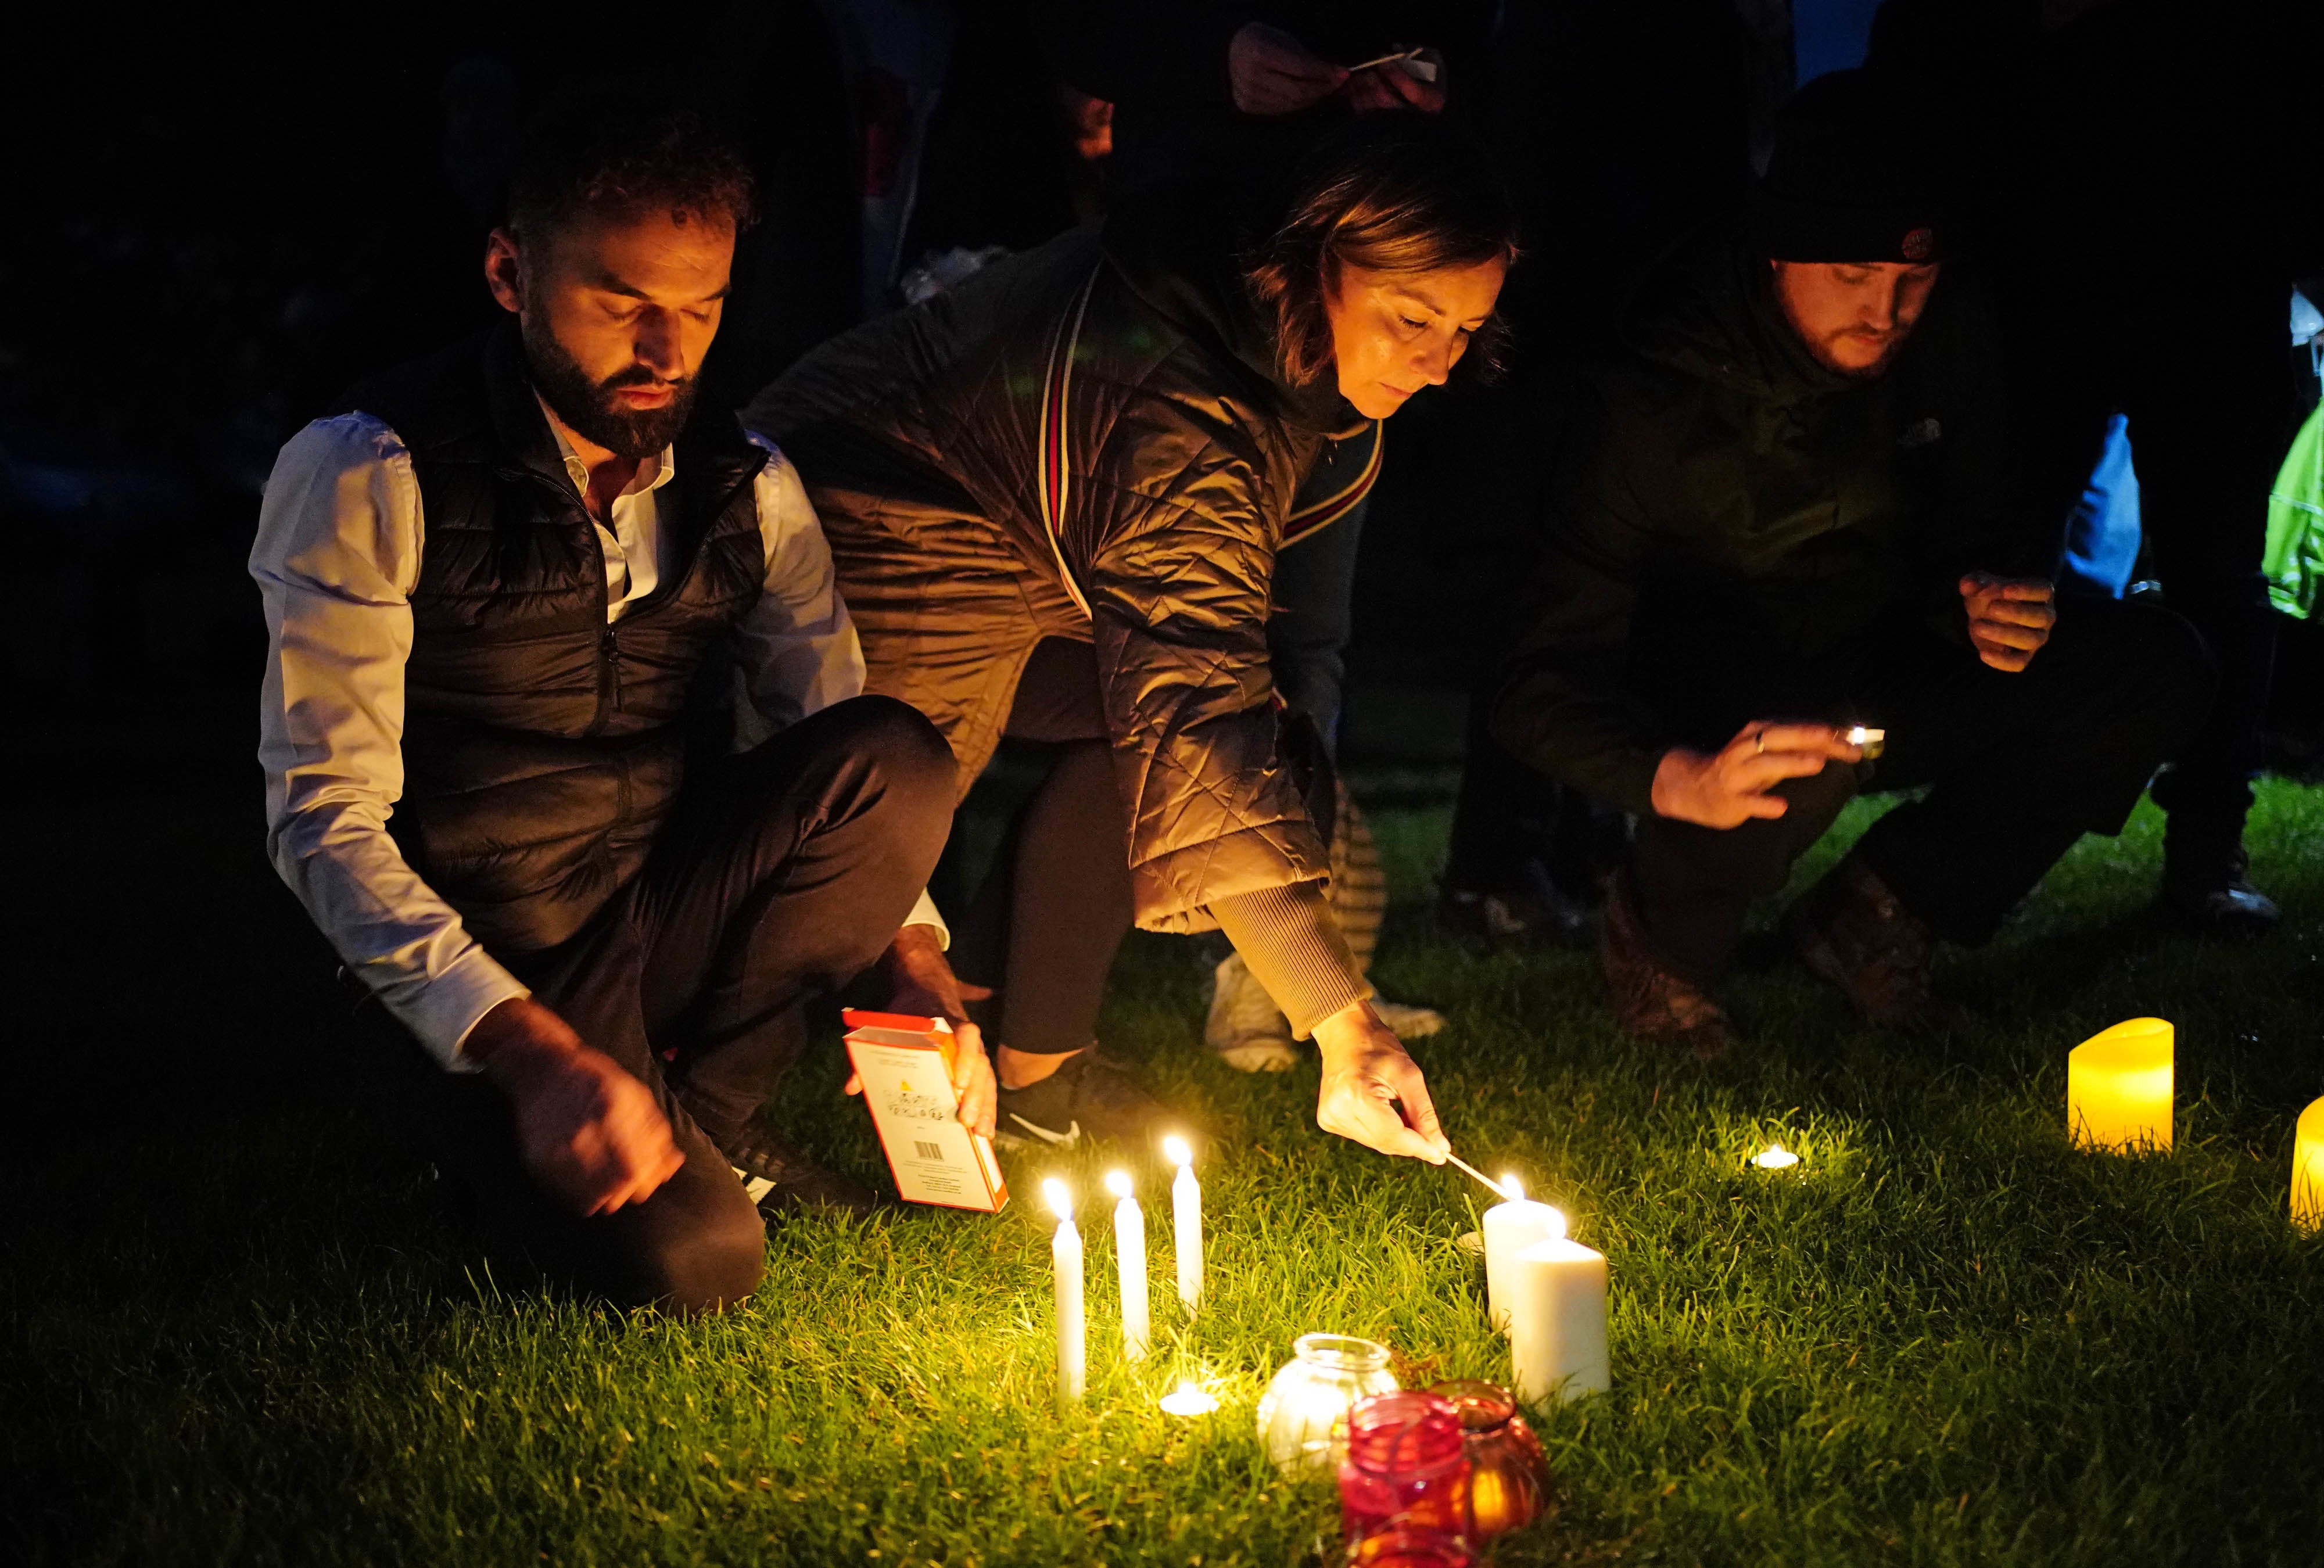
xmin=4 ymin=0 xmax=2322 ymax=1130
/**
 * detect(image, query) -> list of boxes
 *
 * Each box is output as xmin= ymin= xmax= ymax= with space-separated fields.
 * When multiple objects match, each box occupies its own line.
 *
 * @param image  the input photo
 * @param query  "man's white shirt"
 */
xmin=251 ymin=407 xmax=945 ymax=1072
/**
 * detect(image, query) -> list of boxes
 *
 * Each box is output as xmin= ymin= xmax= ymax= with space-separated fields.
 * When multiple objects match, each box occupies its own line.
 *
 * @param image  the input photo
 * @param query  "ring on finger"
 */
xmin=1754 ymin=731 xmax=1765 ymax=754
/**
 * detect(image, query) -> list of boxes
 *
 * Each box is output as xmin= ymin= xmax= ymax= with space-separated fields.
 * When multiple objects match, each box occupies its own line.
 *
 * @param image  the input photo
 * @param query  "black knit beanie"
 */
xmin=1761 ymin=68 xmax=1947 ymax=264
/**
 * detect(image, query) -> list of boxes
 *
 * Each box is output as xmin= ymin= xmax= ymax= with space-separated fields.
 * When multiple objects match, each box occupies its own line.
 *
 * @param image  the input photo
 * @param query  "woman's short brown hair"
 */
xmin=1243 ymin=116 xmax=1520 ymax=387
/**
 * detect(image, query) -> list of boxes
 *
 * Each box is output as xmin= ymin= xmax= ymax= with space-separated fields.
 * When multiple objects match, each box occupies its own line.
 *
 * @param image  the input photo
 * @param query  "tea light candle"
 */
xmin=1480 ymin=1173 xmax=1565 ymax=1333
xmin=1104 ymin=1169 xmax=1150 ymax=1362
xmin=1752 ymin=1143 xmax=1800 ymax=1171
xmin=1507 ymin=1219 xmax=1609 ymax=1406
xmin=2293 ymin=1097 xmax=2324 ymax=1235
xmin=1845 ymin=725 xmax=1885 ymax=758
xmin=1164 ymin=1135 xmax=1202 ymax=1312
xmin=1159 ymin=1380 xmax=1218 ymax=1417
xmin=2068 ymin=1018 xmax=2175 ymax=1154
xmin=1045 ymin=1178 xmax=1084 ymax=1406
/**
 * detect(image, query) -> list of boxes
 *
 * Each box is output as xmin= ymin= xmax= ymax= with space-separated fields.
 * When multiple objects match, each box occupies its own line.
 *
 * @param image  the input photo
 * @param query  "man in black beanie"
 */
xmin=1489 ymin=69 xmax=2214 ymax=1056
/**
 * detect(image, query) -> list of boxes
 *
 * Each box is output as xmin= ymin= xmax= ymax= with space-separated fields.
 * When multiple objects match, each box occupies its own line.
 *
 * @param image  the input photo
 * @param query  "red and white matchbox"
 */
xmin=841 ymin=1010 xmax=1008 ymax=1213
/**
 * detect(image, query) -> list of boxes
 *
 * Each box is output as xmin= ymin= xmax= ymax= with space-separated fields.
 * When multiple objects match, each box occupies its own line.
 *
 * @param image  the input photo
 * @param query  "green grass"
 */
xmin=9 ymin=778 xmax=2323 ymax=1567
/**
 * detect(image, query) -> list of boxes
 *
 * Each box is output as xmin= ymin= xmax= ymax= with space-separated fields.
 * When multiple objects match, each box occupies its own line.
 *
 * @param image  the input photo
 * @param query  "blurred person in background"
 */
xmin=1493 ymin=71 xmax=2212 ymax=1059
xmin=1871 ymin=0 xmax=2324 ymax=935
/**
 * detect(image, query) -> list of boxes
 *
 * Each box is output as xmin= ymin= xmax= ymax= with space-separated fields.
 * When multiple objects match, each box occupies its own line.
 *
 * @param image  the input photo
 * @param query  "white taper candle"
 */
xmin=1045 ymin=1178 xmax=1084 ymax=1406
xmin=1479 ymin=1172 xmax=1565 ymax=1333
xmin=1164 ymin=1135 xmax=1202 ymax=1312
xmin=1105 ymin=1170 xmax=1150 ymax=1361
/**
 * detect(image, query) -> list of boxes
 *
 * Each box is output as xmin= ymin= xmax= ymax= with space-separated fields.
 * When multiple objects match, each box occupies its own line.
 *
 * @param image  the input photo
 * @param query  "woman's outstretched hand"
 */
xmin=1312 ymin=999 xmax=1449 ymax=1162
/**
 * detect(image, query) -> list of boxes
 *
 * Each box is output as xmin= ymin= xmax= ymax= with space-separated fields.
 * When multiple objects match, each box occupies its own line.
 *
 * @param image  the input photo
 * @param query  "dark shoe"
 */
xmin=1596 ymin=869 xmax=1736 ymax=1064
xmin=2161 ymin=847 xmax=2281 ymax=938
xmin=1440 ymin=858 xmax=1594 ymax=948
xmin=723 ymin=1112 xmax=883 ymax=1219
xmin=994 ymin=1050 xmax=1175 ymax=1150
xmin=1785 ymin=853 xmax=1936 ymax=1026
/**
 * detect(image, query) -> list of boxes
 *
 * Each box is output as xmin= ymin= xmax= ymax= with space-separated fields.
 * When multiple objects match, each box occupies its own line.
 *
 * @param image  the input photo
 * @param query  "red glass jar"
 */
xmin=1338 ymin=1391 xmax=1472 ymax=1548
xmin=1424 ymin=1380 xmax=1551 ymax=1540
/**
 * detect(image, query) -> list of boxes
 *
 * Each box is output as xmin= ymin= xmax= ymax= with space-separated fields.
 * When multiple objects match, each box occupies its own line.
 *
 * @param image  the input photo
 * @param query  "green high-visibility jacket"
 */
xmin=2263 ymin=400 xmax=2324 ymax=619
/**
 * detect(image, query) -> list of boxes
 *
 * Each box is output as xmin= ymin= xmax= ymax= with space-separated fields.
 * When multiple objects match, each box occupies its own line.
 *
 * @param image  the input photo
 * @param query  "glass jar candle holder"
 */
xmin=1347 ymin=1527 xmax=1473 ymax=1568
xmin=1425 ymin=1380 xmax=1550 ymax=1539
xmin=1256 ymin=1333 xmax=1400 ymax=1474
xmin=1338 ymin=1391 xmax=1472 ymax=1548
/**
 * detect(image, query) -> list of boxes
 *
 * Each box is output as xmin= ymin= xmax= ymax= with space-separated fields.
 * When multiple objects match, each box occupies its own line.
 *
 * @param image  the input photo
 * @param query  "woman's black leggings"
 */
xmin=949 ymin=639 xmax=1136 ymax=1055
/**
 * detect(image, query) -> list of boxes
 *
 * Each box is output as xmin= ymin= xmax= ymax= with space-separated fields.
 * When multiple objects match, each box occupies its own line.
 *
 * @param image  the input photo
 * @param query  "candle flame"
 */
xmin=1846 ymin=726 xmax=1868 ymax=744
xmin=1753 ymin=1143 xmax=1801 ymax=1169
xmin=1162 ymin=1134 xmax=1192 ymax=1167
xmin=1042 ymin=1177 xmax=1074 ymax=1220
xmin=1501 ymin=1172 xmax=1525 ymax=1203
xmin=1543 ymin=1205 xmax=1567 ymax=1242
xmin=1104 ymin=1169 xmax=1133 ymax=1199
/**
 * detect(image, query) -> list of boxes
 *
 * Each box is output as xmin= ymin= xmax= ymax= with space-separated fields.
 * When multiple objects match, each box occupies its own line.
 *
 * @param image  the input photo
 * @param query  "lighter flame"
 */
xmin=1104 ymin=1169 xmax=1134 ymax=1200
xmin=1501 ymin=1172 xmax=1525 ymax=1203
xmin=1754 ymin=1143 xmax=1801 ymax=1170
xmin=1162 ymin=1135 xmax=1193 ymax=1168
xmin=1043 ymin=1177 xmax=1074 ymax=1220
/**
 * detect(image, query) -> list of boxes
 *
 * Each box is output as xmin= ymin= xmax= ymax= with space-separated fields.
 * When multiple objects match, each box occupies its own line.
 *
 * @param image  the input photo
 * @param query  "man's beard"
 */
xmin=1770 ymin=284 xmax=1910 ymax=382
xmin=523 ymin=317 xmax=699 ymax=460
xmin=1809 ymin=328 xmax=1907 ymax=381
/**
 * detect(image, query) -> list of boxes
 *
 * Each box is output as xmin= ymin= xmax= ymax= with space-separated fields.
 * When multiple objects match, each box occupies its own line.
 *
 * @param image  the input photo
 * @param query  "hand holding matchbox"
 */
xmin=842 ymin=1010 xmax=1007 ymax=1212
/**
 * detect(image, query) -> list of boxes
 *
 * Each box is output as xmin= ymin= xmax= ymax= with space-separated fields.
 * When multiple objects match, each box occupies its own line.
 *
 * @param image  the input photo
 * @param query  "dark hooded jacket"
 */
xmin=741 ymin=202 xmax=1372 ymax=932
xmin=1491 ymin=241 xmax=2021 ymax=815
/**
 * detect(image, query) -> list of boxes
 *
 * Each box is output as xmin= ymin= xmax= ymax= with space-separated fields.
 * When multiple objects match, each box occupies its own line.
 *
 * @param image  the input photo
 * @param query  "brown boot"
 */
xmin=1785 ymin=852 xmax=1936 ymax=1026
xmin=1597 ymin=868 xmax=1737 ymax=1064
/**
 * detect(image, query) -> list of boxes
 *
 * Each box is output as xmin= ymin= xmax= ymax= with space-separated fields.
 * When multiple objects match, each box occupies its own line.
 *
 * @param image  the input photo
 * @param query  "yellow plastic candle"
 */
xmin=2293 ymin=1097 xmax=2324 ymax=1235
xmin=2067 ymin=1017 xmax=2174 ymax=1154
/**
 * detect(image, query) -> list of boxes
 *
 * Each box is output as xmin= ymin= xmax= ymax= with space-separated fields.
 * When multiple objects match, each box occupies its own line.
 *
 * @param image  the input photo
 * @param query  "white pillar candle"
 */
xmin=1044 ymin=1178 xmax=1084 ymax=1406
xmin=1480 ymin=1173 xmax=1565 ymax=1333
xmin=1507 ymin=1219 xmax=1610 ymax=1406
xmin=2067 ymin=1018 xmax=2175 ymax=1154
xmin=1164 ymin=1135 xmax=1202 ymax=1312
xmin=2294 ymin=1097 xmax=2324 ymax=1235
xmin=1104 ymin=1169 xmax=1150 ymax=1362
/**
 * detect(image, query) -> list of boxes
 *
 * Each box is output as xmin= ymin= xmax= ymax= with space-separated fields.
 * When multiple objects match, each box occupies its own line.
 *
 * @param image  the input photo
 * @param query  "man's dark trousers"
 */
xmin=361 ymin=696 xmax=956 ymax=1313
xmin=1626 ymin=595 xmax=2214 ymax=980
